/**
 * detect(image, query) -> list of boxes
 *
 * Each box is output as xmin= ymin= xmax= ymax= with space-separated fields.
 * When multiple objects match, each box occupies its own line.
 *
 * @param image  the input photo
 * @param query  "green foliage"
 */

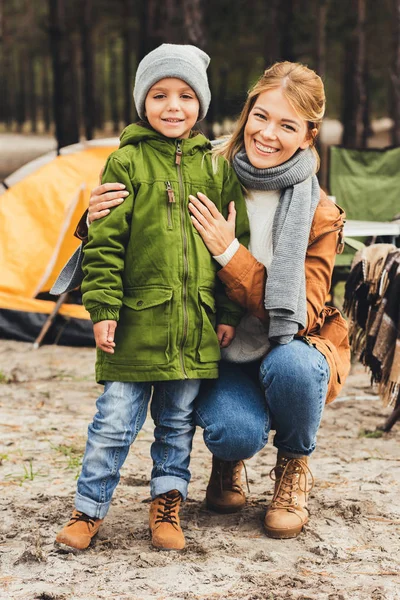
xmin=5 ymin=458 xmax=43 ymax=484
xmin=0 ymin=453 xmax=9 ymax=465
xmin=358 ymin=428 xmax=384 ymax=439
xmin=52 ymin=443 xmax=83 ymax=479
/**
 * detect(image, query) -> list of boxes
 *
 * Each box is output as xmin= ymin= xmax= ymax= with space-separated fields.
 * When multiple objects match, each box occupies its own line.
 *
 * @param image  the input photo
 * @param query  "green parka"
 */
xmin=81 ymin=124 xmax=250 ymax=383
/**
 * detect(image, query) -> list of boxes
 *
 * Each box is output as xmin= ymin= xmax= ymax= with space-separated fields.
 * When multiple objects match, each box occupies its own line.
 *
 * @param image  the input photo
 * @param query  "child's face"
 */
xmin=144 ymin=78 xmax=200 ymax=139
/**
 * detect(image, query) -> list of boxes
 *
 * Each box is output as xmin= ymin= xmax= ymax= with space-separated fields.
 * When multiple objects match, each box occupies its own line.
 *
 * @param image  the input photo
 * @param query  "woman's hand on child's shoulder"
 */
xmin=93 ymin=320 xmax=117 ymax=353
xmin=88 ymin=182 xmax=129 ymax=224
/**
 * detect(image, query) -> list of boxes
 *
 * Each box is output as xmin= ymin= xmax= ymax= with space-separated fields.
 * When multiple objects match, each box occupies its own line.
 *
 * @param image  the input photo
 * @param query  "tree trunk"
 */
xmin=109 ymin=39 xmax=120 ymax=133
xmin=122 ymin=0 xmax=133 ymax=125
xmin=48 ymin=0 xmax=80 ymax=150
xmin=280 ymin=0 xmax=295 ymax=62
xmin=28 ymin=56 xmax=38 ymax=133
xmin=183 ymin=0 xmax=206 ymax=48
xmin=165 ymin=0 xmax=183 ymax=43
xmin=145 ymin=0 xmax=174 ymax=46
xmin=94 ymin=47 xmax=105 ymax=131
xmin=341 ymin=0 xmax=368 ymax=148
xmin=16 ymin=50 xmax=27 ymax=132
xmin=41 ymin=55 xmax=52 ymax=133
xmin=316 ymin=0 xmax=328 ymax=79
xmin=353 ymin=0 xmax=367 ymax=147
xmin=0 ymin=0 xmax=11 ymax=128
xmin=262 ymin=0 xmax=281 ymax=67
xmin=137 ymin=0 xmax=160 ymax=61
xmin=392 ymin=0 xmax=400 ymax=144
xmin=80 ymin=0 xmax=95 ymax=140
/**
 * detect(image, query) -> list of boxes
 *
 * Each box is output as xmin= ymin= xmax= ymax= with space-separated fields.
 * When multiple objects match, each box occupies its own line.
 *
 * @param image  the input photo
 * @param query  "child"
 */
xmin=55 ymin=44 xmax=249 ymax=551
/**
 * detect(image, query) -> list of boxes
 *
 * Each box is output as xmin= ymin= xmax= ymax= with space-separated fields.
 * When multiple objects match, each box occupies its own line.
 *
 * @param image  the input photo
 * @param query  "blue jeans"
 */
xmin=76 ymin=379 xmax=200 ymax=519
xmin=195 ymin=340 xmax=329 ymax=461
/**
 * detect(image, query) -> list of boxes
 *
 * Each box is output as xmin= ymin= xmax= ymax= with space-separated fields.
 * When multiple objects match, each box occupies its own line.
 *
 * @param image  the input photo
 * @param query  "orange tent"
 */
xmin=0 ymin=139 xmax=118 ymax=344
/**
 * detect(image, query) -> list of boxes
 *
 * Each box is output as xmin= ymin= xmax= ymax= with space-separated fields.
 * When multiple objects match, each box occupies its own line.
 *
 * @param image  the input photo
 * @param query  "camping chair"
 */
xmin=328 ymin=145 xmax=400 ymax=302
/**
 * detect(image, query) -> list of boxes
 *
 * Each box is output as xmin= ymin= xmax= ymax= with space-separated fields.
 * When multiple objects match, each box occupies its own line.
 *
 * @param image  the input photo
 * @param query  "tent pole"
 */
xmin=33 ymin=292 xmax=69 ymax=349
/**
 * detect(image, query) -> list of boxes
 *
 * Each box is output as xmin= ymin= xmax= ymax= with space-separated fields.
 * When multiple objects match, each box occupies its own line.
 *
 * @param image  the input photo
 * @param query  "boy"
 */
xmin=56 ymin=44 xmax=249 ymax=551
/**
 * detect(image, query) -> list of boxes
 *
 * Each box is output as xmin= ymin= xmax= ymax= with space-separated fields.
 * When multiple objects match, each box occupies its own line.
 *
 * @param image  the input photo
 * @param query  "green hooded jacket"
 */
xmin=81 ymin=124 xmax=250 ymax=383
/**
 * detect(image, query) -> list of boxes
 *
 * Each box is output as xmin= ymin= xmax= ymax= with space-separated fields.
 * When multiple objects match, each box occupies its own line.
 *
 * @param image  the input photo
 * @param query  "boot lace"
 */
xmin=68 ymin=511 xmax=97 ymax=528
xmin=217 ymin=460 xmax=250 ymax=494
xmin=155 ymin=492 xmax=181 ymax=527
xmin=269 ymin=457 xmax=314 ymax=510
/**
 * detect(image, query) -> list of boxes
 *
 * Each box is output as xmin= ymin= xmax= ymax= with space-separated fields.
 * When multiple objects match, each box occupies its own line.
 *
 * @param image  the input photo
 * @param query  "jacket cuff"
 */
xmin=213 ymin=238 xmax=240 ymax=267
xmin=217 ymin=311 xmax=242 ymax=327
xmin=89 ymin=306 xmax=120 ymax=324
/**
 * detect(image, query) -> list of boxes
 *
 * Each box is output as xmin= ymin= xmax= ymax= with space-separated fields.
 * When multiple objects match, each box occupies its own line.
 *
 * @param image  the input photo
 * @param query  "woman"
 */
xmin=83 ymin=62 xmax=350 ymax=539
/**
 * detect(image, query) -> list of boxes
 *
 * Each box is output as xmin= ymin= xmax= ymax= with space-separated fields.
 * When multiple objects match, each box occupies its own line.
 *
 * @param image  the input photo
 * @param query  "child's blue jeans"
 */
xmin=75 ymin=379 xmax=201 ymax=519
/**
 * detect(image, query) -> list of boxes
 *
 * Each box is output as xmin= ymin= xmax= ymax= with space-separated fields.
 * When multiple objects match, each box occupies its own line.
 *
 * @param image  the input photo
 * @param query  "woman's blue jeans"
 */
xmin=76 ymin=379 xmax=200 ymax=519
xmin=194 ymin=340 xmax=330 ymax=462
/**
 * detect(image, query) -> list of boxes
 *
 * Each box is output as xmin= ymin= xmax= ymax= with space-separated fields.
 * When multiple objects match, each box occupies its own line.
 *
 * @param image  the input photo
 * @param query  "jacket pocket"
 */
xmin=109 ymin=286 xmax=173 ymax=365
xmin=197 ymin=287 xmax=220 ymax=363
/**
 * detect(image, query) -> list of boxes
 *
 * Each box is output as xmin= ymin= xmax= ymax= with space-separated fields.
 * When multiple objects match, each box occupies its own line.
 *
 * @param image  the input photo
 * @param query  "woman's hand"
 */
xmin=188 ymin=192 xmax=236 ymax=256
xmin=88 ymin=182 xmax=129 ymax=223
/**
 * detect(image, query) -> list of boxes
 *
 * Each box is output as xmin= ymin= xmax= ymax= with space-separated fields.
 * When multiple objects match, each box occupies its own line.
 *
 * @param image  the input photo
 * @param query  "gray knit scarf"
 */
xmin=233 ymin=147 xmax=320 ymax=343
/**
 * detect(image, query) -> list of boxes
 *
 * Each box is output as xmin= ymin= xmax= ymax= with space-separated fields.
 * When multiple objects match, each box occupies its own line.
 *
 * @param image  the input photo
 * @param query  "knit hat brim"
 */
xmin=133 ymin=45 xmax=211 ymax=122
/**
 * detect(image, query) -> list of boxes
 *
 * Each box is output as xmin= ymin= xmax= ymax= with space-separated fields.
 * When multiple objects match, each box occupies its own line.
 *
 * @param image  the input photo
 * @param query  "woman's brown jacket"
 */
xmin=217 ymin=192 xmax=351 ymax=404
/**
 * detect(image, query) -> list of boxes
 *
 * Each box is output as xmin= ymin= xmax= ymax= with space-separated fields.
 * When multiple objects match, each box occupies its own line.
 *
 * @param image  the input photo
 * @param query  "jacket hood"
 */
xmin=119 ymin=122 xmax=211 ymax=153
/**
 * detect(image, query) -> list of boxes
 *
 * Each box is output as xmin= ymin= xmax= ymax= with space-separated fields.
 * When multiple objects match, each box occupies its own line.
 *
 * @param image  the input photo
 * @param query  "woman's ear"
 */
xmin=300 ymin=127 xmax=318 ymax=149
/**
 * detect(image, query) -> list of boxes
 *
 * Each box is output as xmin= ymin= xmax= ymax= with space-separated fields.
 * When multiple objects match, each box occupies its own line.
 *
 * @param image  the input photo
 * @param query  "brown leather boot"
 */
xmin=206 ymin=456 xmax=247 ymax=513
xmin=55 ymin=510 xmax=103 ymax=550
xmin=149 ymin=490 xmax=185 ymax=551
xmin=264 ymin=452 xmax=314 ymax=539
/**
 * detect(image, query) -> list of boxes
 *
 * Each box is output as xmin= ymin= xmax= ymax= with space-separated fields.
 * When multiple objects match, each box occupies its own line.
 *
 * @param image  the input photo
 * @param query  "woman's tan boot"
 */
xmin=149 ymin=490 xmax=185 ymax=550
xmin=264 ymin=452 xmax=314 ymax=539
xmin=206 ymin=456 xmax=247 ymax=513
xmin=55 ymin=510 xmax=104 ymax=550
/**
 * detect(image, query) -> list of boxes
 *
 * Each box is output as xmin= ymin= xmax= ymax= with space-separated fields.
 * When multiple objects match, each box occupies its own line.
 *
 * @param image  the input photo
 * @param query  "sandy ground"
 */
xmin=0 ymin=340 xmax=399 ymax=600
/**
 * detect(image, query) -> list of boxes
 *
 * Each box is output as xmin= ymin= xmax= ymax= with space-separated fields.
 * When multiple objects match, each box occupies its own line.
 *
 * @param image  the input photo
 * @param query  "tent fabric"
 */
xmin=329 ymin=146 xmax=400 ymax=221
xmin=0 ymin=139 xmax=118 ymax=345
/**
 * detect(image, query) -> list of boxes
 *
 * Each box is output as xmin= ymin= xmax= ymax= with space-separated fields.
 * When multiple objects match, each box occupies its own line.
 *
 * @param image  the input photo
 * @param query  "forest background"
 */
xmin=1 ymin=0 xmax=400 ymax=163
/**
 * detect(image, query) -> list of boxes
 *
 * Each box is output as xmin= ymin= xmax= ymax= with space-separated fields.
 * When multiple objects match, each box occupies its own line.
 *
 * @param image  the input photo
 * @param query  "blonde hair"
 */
xmin=213 ymin=61 xmax=325 ymax=171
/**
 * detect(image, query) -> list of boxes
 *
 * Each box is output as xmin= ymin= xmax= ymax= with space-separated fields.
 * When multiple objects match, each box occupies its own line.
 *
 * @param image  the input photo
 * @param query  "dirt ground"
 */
xmin=0 ymin=340 xmax=399 ymax=600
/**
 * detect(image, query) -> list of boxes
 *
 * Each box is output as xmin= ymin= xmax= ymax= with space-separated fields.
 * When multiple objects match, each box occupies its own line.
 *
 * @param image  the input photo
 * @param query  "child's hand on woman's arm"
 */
xmin=93 ymin=320 xmax=117 ymax=354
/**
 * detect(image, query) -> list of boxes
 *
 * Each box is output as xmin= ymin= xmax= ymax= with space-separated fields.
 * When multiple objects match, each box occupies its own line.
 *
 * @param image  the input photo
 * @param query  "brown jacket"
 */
xmin=218 ymin=192 xmax=351 ymax=404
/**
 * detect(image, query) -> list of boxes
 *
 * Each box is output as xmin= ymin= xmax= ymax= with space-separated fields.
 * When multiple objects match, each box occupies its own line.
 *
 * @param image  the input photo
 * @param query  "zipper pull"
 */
xmin=165 ymin=181 xmax=176 ymax=203
xmin=175 ymin=142 xmax=182 ymax=165
xmin=336 ymin=228 xmax=345 ymax=254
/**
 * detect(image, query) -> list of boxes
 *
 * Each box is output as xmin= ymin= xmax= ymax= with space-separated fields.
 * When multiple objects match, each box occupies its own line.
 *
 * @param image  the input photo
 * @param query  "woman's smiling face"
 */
xmin=244 ymin=87 xmax=313 ymax=169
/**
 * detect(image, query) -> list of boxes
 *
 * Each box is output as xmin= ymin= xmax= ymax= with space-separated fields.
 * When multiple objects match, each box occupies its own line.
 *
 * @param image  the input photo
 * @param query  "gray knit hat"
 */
xmin=133 ymin=44 xmax=211 ymax=122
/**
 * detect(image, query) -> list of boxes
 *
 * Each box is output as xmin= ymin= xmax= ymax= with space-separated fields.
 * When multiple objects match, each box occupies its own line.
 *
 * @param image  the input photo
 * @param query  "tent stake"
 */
xmin=33 ymin=292 xmax=69 ymax=349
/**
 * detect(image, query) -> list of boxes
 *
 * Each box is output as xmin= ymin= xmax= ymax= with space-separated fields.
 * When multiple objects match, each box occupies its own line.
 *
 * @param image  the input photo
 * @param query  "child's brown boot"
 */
xmin=149 ymin=490 xmax=185 ymax=550
xmin=55 ymin=509 xmax=103 ymax=550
